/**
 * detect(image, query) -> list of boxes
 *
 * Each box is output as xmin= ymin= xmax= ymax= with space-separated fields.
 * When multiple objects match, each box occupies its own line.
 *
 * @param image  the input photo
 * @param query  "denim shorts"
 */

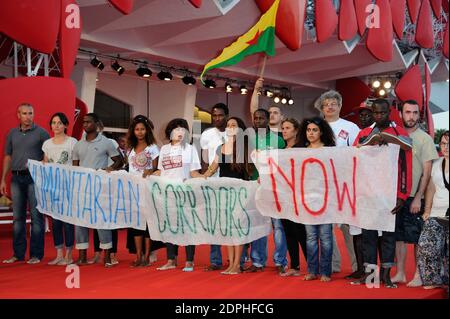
xmin=395 ymin=197 xmax=424 ymax=244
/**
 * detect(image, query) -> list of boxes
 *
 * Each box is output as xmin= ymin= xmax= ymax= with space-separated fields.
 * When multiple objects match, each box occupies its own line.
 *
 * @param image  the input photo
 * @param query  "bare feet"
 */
xmin=304 ymin=273 xmax=317 ymax=281
xmin=391 ymin=272 xmax=407 ymax=284
xmin=407 ymin=276 xmax=423 ymax=288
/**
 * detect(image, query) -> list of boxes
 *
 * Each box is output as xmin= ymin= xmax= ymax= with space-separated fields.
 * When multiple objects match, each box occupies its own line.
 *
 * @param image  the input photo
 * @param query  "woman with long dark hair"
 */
xmin=298 ymin=117 xmax=336 ymax=282
xmin=204 ymin=117 xmax=254 ymax=274
xmin=279 ymin=118 xmax=307 ymax=277
xmin=127 ymin=115 xmax=160 ymax=267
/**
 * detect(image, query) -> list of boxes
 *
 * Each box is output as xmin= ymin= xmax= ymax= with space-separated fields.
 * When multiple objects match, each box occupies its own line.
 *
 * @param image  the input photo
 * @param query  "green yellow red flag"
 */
xmin=200 ymin=0 xmax=280 ymax=82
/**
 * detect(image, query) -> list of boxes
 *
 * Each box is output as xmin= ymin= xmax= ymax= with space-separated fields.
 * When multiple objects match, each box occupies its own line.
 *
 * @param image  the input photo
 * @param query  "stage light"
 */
xmin=90 ymin=57 xmax=104 ymax=70
xmin=111 ymin=60 xmax=125 ymax=75
xmin=240 ymin=85 xmax=248 ymax=95
xmin=372 ymin=80 xmax=381 ymax=88
xmin=136 ymin=66 xmax=152 ymax=78
xmin=204 ymin=79 xmax=216 ymax=89
xmin=379 ymin=89 xmax=386 ymax=96
xmin=225 ymin=83 xmax=233 ymax=93
xmin=281 ymin=97 xmax=287 ymax=104
xmin=383 ymin=80 xmax=392 ymax=89
xmin=182 ymin=75 xmax=196 ymax=85
xmin=273 ymin=96 xmax=280 ymax=103
xmin=157 ymin=70 xmax=173 ymax=81
xmin=265 ymin=89 xmax=274 ymax=97
xmin=288 ymin=98 xmax=294 ymax=105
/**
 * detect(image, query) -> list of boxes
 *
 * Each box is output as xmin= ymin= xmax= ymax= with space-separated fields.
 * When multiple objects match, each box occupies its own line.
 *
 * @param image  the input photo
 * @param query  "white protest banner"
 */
xmin=254 ymin=145 xmax=400 ymax=232
xmin=145 ymin=176 xmax=272 ymax=245
xmin=29 ymin=160 xmax=146 ymax=230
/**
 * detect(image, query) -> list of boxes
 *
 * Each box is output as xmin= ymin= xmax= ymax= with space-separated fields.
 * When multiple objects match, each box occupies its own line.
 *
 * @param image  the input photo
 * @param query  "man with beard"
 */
xmin=391 ymin=100 xmax=439 ymax=287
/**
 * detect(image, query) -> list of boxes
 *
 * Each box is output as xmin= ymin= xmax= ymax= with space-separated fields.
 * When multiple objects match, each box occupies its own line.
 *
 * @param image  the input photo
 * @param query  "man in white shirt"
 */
xmin=200 ymin=103 xmax=228 ymax=271
xmin=314 ymin=90 xmax=359 ymax=275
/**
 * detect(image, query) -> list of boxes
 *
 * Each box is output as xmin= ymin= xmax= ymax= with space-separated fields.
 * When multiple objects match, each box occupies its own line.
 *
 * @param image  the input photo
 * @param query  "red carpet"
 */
xmin=0 ymin=224 xmax=446 ymax=299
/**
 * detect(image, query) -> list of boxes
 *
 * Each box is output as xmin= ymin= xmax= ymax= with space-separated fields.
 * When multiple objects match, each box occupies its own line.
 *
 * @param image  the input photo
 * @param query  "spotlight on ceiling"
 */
xmin=204 ymin=79 xmax=216 ymax=89
xmin=90 ymin=57 xmax=104 ymax=71
xmin=383 ymin=81 xmax=392 ymax=89
xmin=378 ymin=89 xmax=386 ymax=96
xmin=372 ymin=80 xmax=381 ymax=88
xmin=157 ymin=70 xmax=173 ymax=81
xmin=281 ymin=97 xmax=287 ymax=105
xmin=273 ymin=96 xmax=280 ymax=104
xmin=265 ymin=89 xmax=274 ymax=98
xmin=240 ymin=85 xmax=248 ymax=95
xmin=111 ymin=60 xmax=125 ymax=75
xmin=182 ymin=75 xmax=196 ymax=85
xmin=288 ymin=98 xmax=294 ymax=105
xmin=136 ymin=66 xmax=152 ymax=78
xmin=225 ymin=83 xmax=233 ymax=93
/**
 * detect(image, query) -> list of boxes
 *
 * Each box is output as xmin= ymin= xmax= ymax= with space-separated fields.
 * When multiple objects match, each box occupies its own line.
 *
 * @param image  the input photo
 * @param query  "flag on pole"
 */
xmin=200 ymin=0 xmax=280 ymax=82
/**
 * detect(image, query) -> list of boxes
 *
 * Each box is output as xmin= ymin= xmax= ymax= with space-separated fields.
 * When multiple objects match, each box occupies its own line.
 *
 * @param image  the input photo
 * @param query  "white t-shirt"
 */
xmin=200 ymin=127 xmax=226 ymax=177
xmin=42 ymin=137 xmax=78 ymax=164
xmin=430 ymin=157 xmax=449 ymax=218
xmin=328 ymin=118 xmax=360 ymax=147
xmin=158 ymin=143 xmax=201 ymax=180
xmin=128 ymin=144 xmax=159 ymax=175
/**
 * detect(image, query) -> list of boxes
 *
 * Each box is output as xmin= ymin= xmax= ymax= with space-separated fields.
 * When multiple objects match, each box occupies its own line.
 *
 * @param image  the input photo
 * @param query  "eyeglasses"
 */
xmin=440 ymin=142 xmax=449 ymax=148
xmin=322 ymin=102 xmax=339 ymax=108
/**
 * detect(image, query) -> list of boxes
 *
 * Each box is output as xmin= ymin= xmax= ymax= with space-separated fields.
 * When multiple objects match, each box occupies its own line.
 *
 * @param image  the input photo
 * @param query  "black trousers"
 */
xmin=166 ymin=243 xmax=195 ymax=262
xmin=94 ymin=229 xmax=118 ymax=253
xmin=362 ymin=229 xmax=396 ymax=268
xmin=281 ymin=219 xmax=307 ymax=270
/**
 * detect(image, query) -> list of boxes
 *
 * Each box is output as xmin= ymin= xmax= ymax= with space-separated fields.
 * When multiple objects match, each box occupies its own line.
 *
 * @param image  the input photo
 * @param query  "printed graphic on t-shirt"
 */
xmin=338 ymin=129 xmax=349 ymax=140
xmin=162 ymin=154 xmax=182 ymax=170
xmin=131 ymin=151 xmax=151 ymax=171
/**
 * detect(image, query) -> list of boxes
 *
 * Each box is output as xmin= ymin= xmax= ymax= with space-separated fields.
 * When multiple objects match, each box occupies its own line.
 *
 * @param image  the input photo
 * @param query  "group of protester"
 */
xmin=1 ymin=79 xmax=448 ymax=291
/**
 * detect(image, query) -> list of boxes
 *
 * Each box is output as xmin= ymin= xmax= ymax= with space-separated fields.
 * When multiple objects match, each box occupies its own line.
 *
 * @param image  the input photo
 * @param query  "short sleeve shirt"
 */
xmin=128 ymin=144 xmax=159 ymax=175
xmin=42 ymin=137 xmax=77 ymax=164
xmin=409 ymin=128 xmax=439 ymax=196
xmin=157 ymin=143 xmax=201 ymax=180
xmin=5 ymin=124 xmax=50 ymax=170
xmin=328 ymin=118 xmax=360 ymax=147
xmin=72 ymin=133 xmax=120 ymax=170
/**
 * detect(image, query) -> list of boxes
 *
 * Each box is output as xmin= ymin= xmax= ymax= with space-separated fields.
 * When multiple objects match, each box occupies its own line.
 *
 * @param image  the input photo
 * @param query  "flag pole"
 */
xmin=259 ymin=55 xmax=268 ymax=79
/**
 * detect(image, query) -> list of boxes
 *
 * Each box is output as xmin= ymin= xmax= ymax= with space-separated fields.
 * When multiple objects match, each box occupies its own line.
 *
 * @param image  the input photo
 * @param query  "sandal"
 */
xmin=182 ymin=262 xmax=194 ymax=272
xmin=320 ymin=275 xmax=331 ymax=282
xmin=280 ymin=269 xmax=300 ymax=277
xmin=157 ymin=261 xmax=177 ymax=271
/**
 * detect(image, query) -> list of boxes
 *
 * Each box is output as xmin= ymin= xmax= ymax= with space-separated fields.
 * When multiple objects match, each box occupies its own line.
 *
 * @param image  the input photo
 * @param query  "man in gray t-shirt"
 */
xmin=1 ymin=103 xmax=50 ymax=264
xmin=72 ymin=113 xmax=123 ymax=267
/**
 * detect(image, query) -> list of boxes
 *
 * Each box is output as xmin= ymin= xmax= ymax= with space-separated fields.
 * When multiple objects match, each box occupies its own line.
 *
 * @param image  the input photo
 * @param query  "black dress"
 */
xmin=218 ymin=148 xmax=249 ymax=180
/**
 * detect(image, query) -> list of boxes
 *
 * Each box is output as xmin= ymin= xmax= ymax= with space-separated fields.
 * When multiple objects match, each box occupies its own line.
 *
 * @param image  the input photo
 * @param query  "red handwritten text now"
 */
xmin=268 ymin=156 xmax=357 ymax=217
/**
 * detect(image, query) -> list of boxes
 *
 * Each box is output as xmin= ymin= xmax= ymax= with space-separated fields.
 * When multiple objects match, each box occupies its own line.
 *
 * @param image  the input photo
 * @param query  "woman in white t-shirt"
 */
xmin=154 ymin=118 xmax=203 ymax=272
xmin=127 ymin=115 xmax=160 ymax=267
xmin=42 ymin=112 xmax=78 ymax=266
xmin=417 ymin=131 xmax=449 ymax=289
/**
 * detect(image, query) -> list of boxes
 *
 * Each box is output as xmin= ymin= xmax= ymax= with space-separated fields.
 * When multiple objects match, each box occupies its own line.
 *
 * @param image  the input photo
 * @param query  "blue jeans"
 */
xmin=305 ymin=224 xmax=333 ymax=277
xmin=75 ymin=226 xmax=112 ymax=250
xmin=52 ymin=218 xmax=74 ymax=249
xmin=240 ymin=236 xmax=268 ymax=268
xmin=210 ymin=245 xmax=222 ymax=266
xmin=272 ymin=218 xmax=288 ymax=267
xmin=11 ymin=174 xmax=44 ymax=260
